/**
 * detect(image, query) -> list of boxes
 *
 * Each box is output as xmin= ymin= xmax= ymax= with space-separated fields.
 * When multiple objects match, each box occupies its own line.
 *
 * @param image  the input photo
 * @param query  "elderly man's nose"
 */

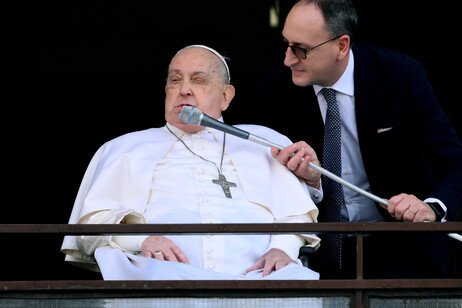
xmin=180 ymin=82 xmax=192 ymax=95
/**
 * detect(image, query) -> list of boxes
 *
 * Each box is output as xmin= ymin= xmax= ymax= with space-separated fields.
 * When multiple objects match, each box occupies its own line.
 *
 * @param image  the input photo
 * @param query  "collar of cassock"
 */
xmin=165 ymin=117 xmax=225 ymax=142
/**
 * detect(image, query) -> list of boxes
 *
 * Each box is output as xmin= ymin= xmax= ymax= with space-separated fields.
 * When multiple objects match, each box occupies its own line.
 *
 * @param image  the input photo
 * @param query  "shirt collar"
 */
xmin=165 ymin=117 xmax=225 ymax=140
xmin=313 ymin=49 xmax=354 ymax=97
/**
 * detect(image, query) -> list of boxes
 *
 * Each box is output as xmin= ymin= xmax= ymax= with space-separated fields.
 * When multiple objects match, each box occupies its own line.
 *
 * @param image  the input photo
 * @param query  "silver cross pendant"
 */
xmin=212 ymin=173 xmax=237 ymax=198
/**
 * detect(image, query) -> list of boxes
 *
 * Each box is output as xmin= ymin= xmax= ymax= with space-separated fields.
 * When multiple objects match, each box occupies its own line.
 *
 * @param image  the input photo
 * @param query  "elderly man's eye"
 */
xmin=168 ymin=76 xmax=180 ymax=83
xmin=193 ymin=77 xmax=205 ymax=83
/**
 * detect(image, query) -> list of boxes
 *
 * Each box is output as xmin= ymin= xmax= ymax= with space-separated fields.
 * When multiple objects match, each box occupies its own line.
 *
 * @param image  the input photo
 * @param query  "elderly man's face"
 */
xmin=164 ymin=48 xmax=233 ymax=133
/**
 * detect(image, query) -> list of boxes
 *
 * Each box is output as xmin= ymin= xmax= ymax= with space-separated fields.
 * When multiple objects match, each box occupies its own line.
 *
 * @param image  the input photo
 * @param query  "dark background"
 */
xmin=3 ymin=1 xmax=461 ymax=280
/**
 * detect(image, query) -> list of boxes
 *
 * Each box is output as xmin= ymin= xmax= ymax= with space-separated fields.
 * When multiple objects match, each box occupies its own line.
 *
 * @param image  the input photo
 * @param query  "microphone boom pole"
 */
xmin=180 ymin=106 xmax=388 ymax=206
xmin=179 ymin=106 xmax=462 ymax=241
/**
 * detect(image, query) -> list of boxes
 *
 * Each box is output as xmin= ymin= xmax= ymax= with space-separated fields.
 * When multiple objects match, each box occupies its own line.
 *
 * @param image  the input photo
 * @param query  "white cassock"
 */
xmin=61 ymin=122 xmax=321 ymax=280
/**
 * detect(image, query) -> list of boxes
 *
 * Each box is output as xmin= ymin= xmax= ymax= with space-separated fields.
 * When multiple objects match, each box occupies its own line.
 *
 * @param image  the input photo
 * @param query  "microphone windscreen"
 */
xmin=180 ymin=105 xmax=250 ymax=139
xmin=180 ymin=106 xmax=203 ymax=125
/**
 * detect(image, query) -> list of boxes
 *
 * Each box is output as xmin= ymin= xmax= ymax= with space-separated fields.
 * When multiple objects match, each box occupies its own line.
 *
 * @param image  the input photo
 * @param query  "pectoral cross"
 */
xmin=212 ymin=173 xmax=237 ymax=198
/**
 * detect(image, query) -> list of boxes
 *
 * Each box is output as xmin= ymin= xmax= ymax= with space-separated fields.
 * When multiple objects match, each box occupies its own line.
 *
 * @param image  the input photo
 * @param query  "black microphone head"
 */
xmin=180 ymin=106 xmax=203 ymax=125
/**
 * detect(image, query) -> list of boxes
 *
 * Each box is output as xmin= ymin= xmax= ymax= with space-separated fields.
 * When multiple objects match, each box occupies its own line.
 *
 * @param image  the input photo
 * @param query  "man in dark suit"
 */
xmin=260 ymin=0 xmax=462 ymax=279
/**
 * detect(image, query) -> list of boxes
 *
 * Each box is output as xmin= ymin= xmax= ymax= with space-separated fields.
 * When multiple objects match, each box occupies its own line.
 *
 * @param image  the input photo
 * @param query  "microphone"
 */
xmin=179 ymin=106 xmax=389 ymax=207
xmin=180 ymin=106 xmax=285 ymax=150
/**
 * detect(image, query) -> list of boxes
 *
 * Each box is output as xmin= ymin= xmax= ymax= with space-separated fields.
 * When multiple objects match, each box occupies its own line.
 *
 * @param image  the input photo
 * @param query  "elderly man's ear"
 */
xmin=221 ymin=84 xmax=235 ymax=111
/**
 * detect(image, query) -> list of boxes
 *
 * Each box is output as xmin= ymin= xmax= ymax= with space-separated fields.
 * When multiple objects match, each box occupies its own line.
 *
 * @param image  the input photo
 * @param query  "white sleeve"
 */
xmin=112 ymin=235 xmax=148 ymax=253
xmin=76 ymin=209 xmax=147 ymax=257
xmin=308 ymin=185 xmax=323 ymax=204
xmin=424 ymin=197 xmax=448 ymax=222
xmin=267 ymin=214 xmax=321 ymax=260
xmin=268 ymin=234 xmax=305 ymax=260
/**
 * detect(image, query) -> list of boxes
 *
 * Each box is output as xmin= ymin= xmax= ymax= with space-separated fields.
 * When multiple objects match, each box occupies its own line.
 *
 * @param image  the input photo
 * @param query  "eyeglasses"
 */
xmin=285 ymin=35 xmax=342 ymax=59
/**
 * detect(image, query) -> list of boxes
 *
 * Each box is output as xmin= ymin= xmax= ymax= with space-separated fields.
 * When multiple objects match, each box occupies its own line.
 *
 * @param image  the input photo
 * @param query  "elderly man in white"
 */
xmin=61 ymin=45 xmax=322 ymax=280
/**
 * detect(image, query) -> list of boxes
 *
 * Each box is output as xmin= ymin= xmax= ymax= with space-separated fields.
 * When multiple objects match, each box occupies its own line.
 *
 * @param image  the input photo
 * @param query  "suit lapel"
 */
xmin=352 ymin=45 xmax=384 ymax=153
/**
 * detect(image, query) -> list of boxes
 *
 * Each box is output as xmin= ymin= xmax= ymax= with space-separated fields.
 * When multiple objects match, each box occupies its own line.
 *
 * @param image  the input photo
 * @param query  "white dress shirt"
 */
xmin=314 ymin=50 xmax=385 ymax=222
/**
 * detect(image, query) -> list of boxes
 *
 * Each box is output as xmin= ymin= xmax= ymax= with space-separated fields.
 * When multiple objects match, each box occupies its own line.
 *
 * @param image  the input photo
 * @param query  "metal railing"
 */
xmin=1 ymin=222 xmax=461 ymax=308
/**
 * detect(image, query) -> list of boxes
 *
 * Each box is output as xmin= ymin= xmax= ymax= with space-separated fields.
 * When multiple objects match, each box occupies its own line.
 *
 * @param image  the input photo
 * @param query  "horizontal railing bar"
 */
xmin=0 ymin=222 xmax=460 ymax=235
xmin=1 ymin=279 xmax=461 ymax=292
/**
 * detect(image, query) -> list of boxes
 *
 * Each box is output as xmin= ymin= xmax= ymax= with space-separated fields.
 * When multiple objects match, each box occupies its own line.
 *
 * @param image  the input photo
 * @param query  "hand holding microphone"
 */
xmin=270 ymin=141 xmax=322 ymax=189
xmin=179 ymin=106 xmax=389 ymax=206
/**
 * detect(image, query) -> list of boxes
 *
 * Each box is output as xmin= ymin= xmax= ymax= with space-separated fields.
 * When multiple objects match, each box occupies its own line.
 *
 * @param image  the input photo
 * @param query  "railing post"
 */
xmin=356 ymin=233 xmax=364 ymax=308
xmin=356 ymin=233 xmax=363 ymax=280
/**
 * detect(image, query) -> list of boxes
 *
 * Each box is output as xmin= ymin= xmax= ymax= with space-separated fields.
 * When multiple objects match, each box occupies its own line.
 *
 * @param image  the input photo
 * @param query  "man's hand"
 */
xmin=384 ymin=193 xmax=436 ymax=222
xmin=271 ymin=141 xmax=321 ymax=189
xmin=246 ymin=248 xmax=296 ymax=277
xmin=141 ymin=235 xmax=190 ymax=264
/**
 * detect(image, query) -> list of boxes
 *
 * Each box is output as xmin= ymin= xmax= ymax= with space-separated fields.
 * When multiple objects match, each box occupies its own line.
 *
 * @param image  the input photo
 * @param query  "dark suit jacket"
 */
xmin=255 ymin=43 xmax=462 ymax=278
xmin=258 ymin=43 xmax=462 ymax=222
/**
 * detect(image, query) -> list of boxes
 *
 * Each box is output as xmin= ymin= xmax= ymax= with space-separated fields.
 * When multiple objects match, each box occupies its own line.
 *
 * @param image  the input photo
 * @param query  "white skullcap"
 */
xmin=177 ymin=44 xmax=231 ymax=83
